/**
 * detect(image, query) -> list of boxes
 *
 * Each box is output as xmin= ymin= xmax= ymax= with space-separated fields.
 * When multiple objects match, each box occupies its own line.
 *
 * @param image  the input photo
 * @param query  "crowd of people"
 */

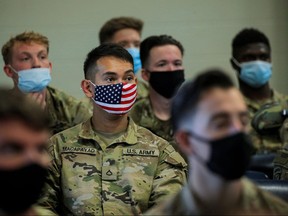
xmin=1 ymin=16 xmax=288 ymax=216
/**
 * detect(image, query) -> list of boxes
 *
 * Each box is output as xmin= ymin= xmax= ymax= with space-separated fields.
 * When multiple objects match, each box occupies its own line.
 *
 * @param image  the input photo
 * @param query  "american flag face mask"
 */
xmin=90 ymin=81 xmax=137 ymax=115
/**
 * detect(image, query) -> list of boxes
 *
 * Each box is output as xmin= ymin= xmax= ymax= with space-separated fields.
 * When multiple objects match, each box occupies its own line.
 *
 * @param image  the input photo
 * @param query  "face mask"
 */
xmin=189 ymin=132 xmax=253 ymax=181
xmin=148 ymin=70 xmax=185 ymax=99
xmin=232 ymin=58 xmax=272 ymax=88
xmin=90 ymin=82 xmax=137 ymax=115
xmin=126 ymin=48 xmax=142 ymax=74
xmin=0 ymin=163 xmax=47 ymax=214
xmin=10 ymin=66 xmax=51 ymax=93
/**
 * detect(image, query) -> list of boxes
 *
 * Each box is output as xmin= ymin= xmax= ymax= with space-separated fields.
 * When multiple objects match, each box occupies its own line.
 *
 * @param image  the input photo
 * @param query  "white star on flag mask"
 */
xmin=90 ymin=81 xmax=137 ymax=115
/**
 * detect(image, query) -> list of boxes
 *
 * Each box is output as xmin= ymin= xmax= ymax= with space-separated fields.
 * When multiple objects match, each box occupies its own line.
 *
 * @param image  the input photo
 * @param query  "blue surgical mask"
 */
xmin=10 ymin=66 xmax=51 ymax=93
xmin=126 ymin=48 xmax=142 ymax=74
xmin=232 ymin=58 xmax=272 ymax=88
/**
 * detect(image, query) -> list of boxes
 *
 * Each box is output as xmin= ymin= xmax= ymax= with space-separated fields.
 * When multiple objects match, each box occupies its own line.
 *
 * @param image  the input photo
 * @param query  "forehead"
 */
xmin=12 ymin=41 xmax=48 ymax=55
xmin=111 ymin=28 xmax=141 ymax=43
xmin=0 ymin=120 xmax=49 ymax=147
xmin=235 ymin=43 xmax=270 ymax=57
xmin=195 ymin=87 xmax=246 ymax=119
xmin=96 ymin=56 xmax=133 ymax=71
xmin=149 ymin=45 xmax=182 ymax=60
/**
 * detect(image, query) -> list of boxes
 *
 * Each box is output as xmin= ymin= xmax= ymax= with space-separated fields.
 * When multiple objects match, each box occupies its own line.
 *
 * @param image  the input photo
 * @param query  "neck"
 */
xmin=92 ymin=106 xmax=129 ymax=133
xmin=149 ymin=87 xmax=172 ymax=121
xmin=239 ymin=81 xmax=272 ymax=101
xmin=189 ymin=158 xmax=242 ymax=213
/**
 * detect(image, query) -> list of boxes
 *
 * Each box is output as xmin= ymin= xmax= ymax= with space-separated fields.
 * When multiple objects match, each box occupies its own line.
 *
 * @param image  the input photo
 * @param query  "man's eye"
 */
xmin=0 ymin=144 xmax=22 ymax=155
xmin=105 ymin=77 xmax=114 ymax=82
xmin=21 ymin=57 xmax=30 ymax=61
xmin=40 ymin=55 xmax=47 ymax=60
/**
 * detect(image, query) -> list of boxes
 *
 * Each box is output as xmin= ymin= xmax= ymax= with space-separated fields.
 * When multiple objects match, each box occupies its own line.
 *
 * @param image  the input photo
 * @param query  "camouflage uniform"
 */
xmin=46 ymin=86 xmax=92 ymax=135
xmin=130 ymin=98 xmax=175 ymax=148
xmin=273 ymin=147 xmax=288 ymax=180
xmin=245 ymin=90 xmax=288 ymax=153
xmin=38 ymin=118 xmax=187 ymax=215
xmin=136 ymin=80 xmax=149 ymax=101
xmin=144 ymin=177 xmax=288 ymax=215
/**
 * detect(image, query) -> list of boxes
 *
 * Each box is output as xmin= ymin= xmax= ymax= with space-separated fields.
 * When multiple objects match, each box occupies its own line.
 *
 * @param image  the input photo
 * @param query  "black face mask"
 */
xmin=148 ymin=70 xmax=185 ymax=99
xmin=190 ymin=132 xmax=253 ymax=181
xmin=0 ymin=163 xmax=47 ymax=214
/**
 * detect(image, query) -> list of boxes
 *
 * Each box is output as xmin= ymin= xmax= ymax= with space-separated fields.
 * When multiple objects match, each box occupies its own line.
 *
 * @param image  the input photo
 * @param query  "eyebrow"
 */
xmin=102 ymin=70 xmax=134 ymax=76
xmin=210 ymin=111 xmax=249 ymax=122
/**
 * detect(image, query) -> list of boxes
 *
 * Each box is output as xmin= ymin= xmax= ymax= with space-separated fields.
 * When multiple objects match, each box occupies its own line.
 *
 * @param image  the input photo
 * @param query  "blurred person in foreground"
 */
xmin=0 ymin=88 xmax=54 ymax=216
xmin=145 ymin=69 xmax=288 ymax=215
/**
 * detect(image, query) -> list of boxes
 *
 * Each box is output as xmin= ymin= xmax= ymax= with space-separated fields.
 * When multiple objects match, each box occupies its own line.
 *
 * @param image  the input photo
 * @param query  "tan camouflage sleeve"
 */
xmin=149 ymin=144 xmax=187 ymax=207
xmin=38 ymin=138 xmax=61 ymax=215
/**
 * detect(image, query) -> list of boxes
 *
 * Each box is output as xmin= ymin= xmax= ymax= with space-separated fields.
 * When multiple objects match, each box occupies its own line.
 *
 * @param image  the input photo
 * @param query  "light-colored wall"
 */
xmin=1 ymin=0 xmax=287 ymax=98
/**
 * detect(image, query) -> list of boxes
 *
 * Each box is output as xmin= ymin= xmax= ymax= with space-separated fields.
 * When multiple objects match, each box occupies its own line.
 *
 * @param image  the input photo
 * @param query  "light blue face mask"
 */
xmin=232 ymin=58 xmax=272 ymax=88
xmin=10 ymin=67 xmax=51 ymax=93
xmin=126 ymin=47 xmax=142 ymax=74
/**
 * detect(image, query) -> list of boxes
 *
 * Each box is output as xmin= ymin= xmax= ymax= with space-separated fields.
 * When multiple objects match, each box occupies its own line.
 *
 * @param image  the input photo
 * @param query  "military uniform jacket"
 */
xmin=130 ymin=98 xmax=175 ymax=146
xmin=46 ymin=86 xmax=92 ymax=135
xmin=39 ymin=118 xmax=187 ymax=216
xmin=144 ymin=178 xmax=288 ymax=215
xmin=245 ymin=89 xmax=288 ymax=153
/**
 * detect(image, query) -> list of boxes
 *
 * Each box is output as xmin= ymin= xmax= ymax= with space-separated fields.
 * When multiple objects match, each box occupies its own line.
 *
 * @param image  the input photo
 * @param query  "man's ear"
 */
xmin=3 ymin=65 xmax=14 ymax=78
xmin=81 ymin=79 xmax=93 ymax=98
xmin=175 ymin=130 xmax=193 ymax=156
xmin=49 ymin=62 xmax=52 ymax=73
xmin=141 ymin=69 xmax=150 ymax=82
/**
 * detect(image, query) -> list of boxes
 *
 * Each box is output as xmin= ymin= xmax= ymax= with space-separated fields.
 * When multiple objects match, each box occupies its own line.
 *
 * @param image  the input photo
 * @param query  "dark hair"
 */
xmin=99 ymin=17 xmax=143 ymax=44
xmin=83 ymin=43 xmax=134 ymax=80
xmin=0 ymin=88 xmax=50 ymax=131
xmin=232 ymin=28 xmax=270 ymax=56
xmin=140 ymin=35 xmax=184 ymax=67
xmin=171 ymin=69 xmax=235 ymax=132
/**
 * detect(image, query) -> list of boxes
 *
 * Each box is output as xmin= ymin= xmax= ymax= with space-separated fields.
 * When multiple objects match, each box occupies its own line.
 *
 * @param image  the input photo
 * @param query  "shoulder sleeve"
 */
xmin=149 ymin=141 xmax=187 ymax=208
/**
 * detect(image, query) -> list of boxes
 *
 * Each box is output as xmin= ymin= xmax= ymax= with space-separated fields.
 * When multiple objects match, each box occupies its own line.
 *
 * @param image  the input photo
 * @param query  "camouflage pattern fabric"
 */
xmin=245 ymin=90 xmax=288 ymax=154
xmin=144 ymin=177 xmax=288 ymax=215
xmin=129 ymin=98 xmax=176 ymax=149
xmin=136 ymin=80 xmax=149 ymax=102
xmin=46 ymin=86 xmax=92 ymax=135
xmin=38 ymin=118 xmax=187 ymax=215
xmin=273 ymin=147 xmax=288 ymax=180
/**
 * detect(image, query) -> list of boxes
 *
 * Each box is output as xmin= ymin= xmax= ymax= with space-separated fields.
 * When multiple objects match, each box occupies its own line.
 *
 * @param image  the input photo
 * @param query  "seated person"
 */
xmin=1 ymin=31 xmax=92 ymax=135
xmin=38 ymin=43 xmax=187 ymax=215
xmin=145 ymin=69 xmax=288 ymax=215
xmin=99 ymin=16 xmax=148 ymax=101
xmin=129 ymin=35 xmax=185 ymax=155
xmin=230 ymin=28 xmax=288 ymax=154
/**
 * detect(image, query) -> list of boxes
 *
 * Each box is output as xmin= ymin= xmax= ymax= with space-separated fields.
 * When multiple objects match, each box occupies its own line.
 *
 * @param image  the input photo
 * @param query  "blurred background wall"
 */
xmin=0 ymin=0 xmax=287 ymax=98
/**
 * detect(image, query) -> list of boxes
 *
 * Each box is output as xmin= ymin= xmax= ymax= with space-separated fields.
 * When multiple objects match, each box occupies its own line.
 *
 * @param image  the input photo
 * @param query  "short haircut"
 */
xmin=172 ymin=69 xmax=235 ymax=132
xmin=83 ymin=43 xmax=134 ymax=80
xmin=0 ymin=88 xmax=50 ymax=131
xmin=2 ymin=31 xmax=49 ymax=64
xmin=99 ymin=17 xmax=144 ymax=44
xmin=140 ymin=35 xmax=184 ymax=67
xmin=232 ymin=28 xmax=270 ymax=56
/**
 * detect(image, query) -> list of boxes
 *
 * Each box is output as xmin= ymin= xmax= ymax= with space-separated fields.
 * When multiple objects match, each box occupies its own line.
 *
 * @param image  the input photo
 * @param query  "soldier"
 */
xmin=145 ymin=69 xmax=288 ymax=215
xmin=38 ymin=43 xmax=187 ymax=215
xmin=0 ymin=88 xmax=54 ymax=215
xmin=129 ymin=35 xmax=185 ymax=155
xmin=230 ymin=28 xmax=288 ymax=153
xmin=99 ymin=16 xmax=149 ymax=101
xmin=2 ymin=31 xmax=91 ymax=135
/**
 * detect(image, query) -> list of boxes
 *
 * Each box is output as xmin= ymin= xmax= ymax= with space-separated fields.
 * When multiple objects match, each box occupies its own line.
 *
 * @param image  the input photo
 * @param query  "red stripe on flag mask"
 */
xmin=90 ymin=81 xmax=137 ymax=115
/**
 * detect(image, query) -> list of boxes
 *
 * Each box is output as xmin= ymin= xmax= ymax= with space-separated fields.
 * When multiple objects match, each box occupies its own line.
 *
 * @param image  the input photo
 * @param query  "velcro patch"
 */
xmin=62 ymin=146 xmax=96 ymax=154
xmin=123 ymin=148 xmax=159 ymax=157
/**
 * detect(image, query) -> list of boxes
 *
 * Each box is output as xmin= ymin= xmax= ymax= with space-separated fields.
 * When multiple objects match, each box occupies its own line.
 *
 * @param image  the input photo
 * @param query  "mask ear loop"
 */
xmin=89 ymin=81 xmax=97 ymax=104
xmin=231 ymin=57 xmax=241 ymax=68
